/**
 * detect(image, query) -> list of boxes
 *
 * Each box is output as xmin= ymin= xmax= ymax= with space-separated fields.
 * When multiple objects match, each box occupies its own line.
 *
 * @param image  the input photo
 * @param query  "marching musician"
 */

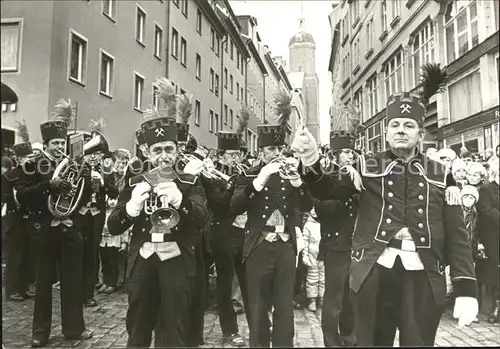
xmin=15 ymin=99 xmax=94 ymax=347
xmin=3 ymin=120 xmax=36 ymax=302
xmin=203 ymin=122 xmax=250 ymax=347
xmin=314 ymin=131 xmax=358 ymax=347
xmin=77 ymin=120 xmax=119 ymax=307
xmin=107 ymin=114 xmax=208 ymax=347
xmin=230 ymin=107 xmax=313 ymax=348
xmin=293 ymin=92 xmax=478 ymax=346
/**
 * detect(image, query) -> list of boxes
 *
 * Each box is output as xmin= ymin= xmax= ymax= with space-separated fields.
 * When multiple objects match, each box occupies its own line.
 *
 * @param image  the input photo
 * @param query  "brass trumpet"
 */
xmin=269 ymin=156 xmax=300 ymax=180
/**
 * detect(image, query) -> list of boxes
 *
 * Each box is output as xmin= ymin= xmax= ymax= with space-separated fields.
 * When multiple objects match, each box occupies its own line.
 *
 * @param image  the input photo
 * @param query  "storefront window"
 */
xmin=484 ymin=126 xmax=492 ymax=151
xmin=368 ymin=122 xmax=382 ymax=153
xmin=448 ymin=69 xmax=482 ymax=123
xmin=450 ymin=139 xmax=478 ymax=154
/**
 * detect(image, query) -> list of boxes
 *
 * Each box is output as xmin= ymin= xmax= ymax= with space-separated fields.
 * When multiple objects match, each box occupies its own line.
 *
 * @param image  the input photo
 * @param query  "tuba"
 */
xmin=47 ymin=131 xmax=109 ymax=218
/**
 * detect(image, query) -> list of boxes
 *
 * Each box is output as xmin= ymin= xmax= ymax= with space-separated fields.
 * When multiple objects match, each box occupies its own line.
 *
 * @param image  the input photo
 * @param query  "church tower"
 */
xmin=288 ymin=14 xmax=320 ymax=143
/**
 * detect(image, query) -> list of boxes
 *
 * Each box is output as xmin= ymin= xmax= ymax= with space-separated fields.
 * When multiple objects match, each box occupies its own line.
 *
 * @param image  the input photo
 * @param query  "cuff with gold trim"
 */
xmin=452 ymin=277 xmax=477 ymax=298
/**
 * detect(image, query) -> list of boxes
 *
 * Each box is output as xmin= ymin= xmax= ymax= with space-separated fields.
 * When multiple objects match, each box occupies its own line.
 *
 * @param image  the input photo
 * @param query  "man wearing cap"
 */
xmin=230 ymin=121 xmax=313 ymax=348
xmin=203 ymin=131 xmax=249 ymax=347
xmin=314 ymin=131 xmax=358 ymax=347
xmin=15 ymin=111 xmax=94 ymax=347
xmin=293 ymin=92 xmax=478 ymax=346
xmin=107 ymin=116 xmax=209 ymax=347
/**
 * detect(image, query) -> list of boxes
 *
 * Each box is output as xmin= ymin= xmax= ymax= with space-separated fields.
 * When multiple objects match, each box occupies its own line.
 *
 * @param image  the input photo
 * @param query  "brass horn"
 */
xmin=47 ymin=131 xmax=109 ymax=218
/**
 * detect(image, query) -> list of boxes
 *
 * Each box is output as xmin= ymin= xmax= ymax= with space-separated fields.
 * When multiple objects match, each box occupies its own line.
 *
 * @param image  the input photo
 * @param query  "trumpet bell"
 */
xmin=150 ymin=207 xmax=180 ymax=230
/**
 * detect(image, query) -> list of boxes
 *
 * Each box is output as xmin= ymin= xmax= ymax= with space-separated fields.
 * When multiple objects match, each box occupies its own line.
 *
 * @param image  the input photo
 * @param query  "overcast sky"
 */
xmin=229 ymin=0 xmax=333 ymax=144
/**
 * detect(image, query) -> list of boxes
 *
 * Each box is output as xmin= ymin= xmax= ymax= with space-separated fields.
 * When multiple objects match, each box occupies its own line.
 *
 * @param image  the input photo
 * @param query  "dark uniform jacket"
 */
xmin=15 ymin=155 xmax=93 ymax=231
xmin=475 ymin=181 xmax=500 ymax=287
xmin=303 ymin=150 xmax=477 ymax=305
xmin=80 ymin=163 xmax=120 ymax=214
xmin=107 ymin=169 xmax=208 ymax=279
xmin=314 ymin=194 xmax=358 ymax=260
xmin=230 ymin=164 xmax=313 ymax=262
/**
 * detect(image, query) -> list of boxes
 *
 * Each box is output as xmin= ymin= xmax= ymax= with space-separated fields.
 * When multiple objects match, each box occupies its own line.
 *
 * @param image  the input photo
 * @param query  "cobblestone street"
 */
xmin=2 ymin=288 xmax=499 ymax=348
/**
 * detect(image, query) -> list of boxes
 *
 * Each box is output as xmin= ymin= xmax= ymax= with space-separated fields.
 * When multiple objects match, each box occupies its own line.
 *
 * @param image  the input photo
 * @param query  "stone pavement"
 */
xmin=2 ymin=289 xmax=499 ymax=348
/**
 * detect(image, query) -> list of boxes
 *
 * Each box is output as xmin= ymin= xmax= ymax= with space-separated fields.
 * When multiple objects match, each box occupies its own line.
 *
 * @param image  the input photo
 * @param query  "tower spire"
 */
xmin=299 ymin=0 xmax=305 ymax=28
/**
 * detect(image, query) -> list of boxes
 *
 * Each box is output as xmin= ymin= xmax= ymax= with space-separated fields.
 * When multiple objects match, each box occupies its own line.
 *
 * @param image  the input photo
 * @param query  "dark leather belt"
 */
xmin=387 ymin=238 xmax=416 ymax=252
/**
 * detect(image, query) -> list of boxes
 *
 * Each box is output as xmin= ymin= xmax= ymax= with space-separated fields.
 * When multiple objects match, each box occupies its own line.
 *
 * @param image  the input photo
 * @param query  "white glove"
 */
xmin=296 ymin=227 xmax=305 ymax=252
xmin=183 ymin=158 xmax=204 ymax=176
xmin=290 ymin=128 xmax=319 ymax=166
xmin=290 ymin=177 xmax=303 ymax=188
xmin=302 ymin=253 xmax=313 ymax=267
xmin=445 ymin=186 xmax=461 ymax=206
xmin=91 ymin=170 xmax=104 ymax=185
xmin=453 ymin=296 xmax=479 ymax=327
xmin=253 ymin=162 xmax=281 ymax=191
xmin=154 ymin=182 xmax=183 ymax=209
xmin=126 ymin=181 xmax=151 ymax=217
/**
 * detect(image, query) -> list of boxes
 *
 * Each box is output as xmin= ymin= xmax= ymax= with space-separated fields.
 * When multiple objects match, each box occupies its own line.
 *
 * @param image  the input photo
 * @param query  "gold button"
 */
xmin=283 ymin=205 xmax=287 ymax=208
xmin=418 ymin=195 xmax=424 ymax=200
xmin=282 ymin=196 xmax=286 ymax=199
xmin=264 ymin=187 xmax=268 ymax=191
xmin=261 ymin=215 xmax=266 ymax=219
xmin=388 ymin=180 xmax=393 ymax=185
xmin=418 ymin=208 xmax=423 ymax=214
xmin=386 ymin=218 xmax=391 ymax=223
xmin=381 ymin=231 xmax=386 ymax=237
xmin=345 ymin=202 xmax=349 ymax=206
xmin=285 ymin=214 xmax=289 ymax=218
xmin=420 ymin=237 xmax=426 ymax=242
xmin=142 ymin=228 xmax=146 ymax=232
xmin=265 ymin=196 xmax=269 ymax=200
xmin=350 ymin=213 xmax=353 ymax=217
xmin=388 ymin=192 xmax=394 ymax=197
xmin=388 ymin=205 xmax=393 ymax=210
xmin=281 ymin=187 xmax=286 ymax=191
xmin=418 ymin=223 xmax=424 ymax=228
xmin=281 ymin=180 xmax=284 ymax=183
xmin=419 ymin=182 xmax=424 ymax=187
xmin=335 ymin=232 xmax=339 ymax=236
xmin=265 ymin=206 xmax=269 ymax=209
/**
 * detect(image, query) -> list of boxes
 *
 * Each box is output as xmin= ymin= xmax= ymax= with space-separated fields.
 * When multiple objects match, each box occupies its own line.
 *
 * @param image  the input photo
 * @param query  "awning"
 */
xmin=1 ymin=82 xmax=18 ymax=104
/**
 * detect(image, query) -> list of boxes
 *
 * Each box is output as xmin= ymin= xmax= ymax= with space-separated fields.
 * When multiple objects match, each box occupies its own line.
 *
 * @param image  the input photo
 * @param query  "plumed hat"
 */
xmin=257 ymin=90 xmax=291 ymax=148
xmin=41 ymin=98 xmax=74 ymax=142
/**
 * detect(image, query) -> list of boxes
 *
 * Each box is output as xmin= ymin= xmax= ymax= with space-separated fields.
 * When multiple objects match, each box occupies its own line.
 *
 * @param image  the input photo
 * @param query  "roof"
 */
xmin=289 ymin=30 xmax=315 ymax=46
xmin=287 ymin=72 xmax=305 ymax=89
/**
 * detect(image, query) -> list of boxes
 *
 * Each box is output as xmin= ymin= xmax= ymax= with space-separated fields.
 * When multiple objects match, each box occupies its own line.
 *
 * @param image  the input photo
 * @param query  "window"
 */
xmin=445 ymin=0 xmax=478 ymax=64
xmin=381 ymin=1 xmax=388 ymax=32
xmin=196 ymin=8 xmax=202 ymax=34
xmin=180 ymin=37 xmax=187 ymax=66
xmin=136 ymin=6 xmax=146 ymax=44
xmin=154 ymin=24 xmax=163 ymax=58
xmin=1 ymin=20 xmax=22 ymax=72
xmin=68 ymin=30 xmax=88 ymax=84
xmin=352 ymin=35 xmax=360 ymax=71
xmin=384 ymin=50 xmax=405 ymax=99
xmin=391 ymin=0 xmax=401 ymax=23
xmin=99 ymin=50 xmax=114 ymax=96
xmin=237 ymin=51 xmax=240 ymax=69
xmin=351 ymin=0 xmax=360 ymax=27
xmin=241 ymin=87 xmax=244 ymax=102
xmin=342 ymin=14 xmax=349 ymax=39
xmin=102 ymin=0 xmax=116 ymax=19
xmin=342 ymin=52 xmax=350 ymax=82
xmin=230 ymin=40 xmax=234 ymax=59
xmin=216 ymin=36 xmax=220 ymax=56
xmin=366 ymin=74 xmax=379 ymax=117
xmin=448 ymin=69 xmax=482 ymax=123
xmin=173 ymin=0 xmax=179 ymax=7
xmin=196 ymin=54 xmax=201 ymax=80
xmin=215 ymin=113 xmax=219 ymax=132
xmin=224 ymin=68 xmax=228 ymax=88
xmin=224 ymin=39 xmax=228 ymax=53
xmin=210 ymin=27 xmax=215 ymax=51
xmin=171 ymin=28 xmax=179 ymax=58
xmin=353 ymin=88 xmax=364 ymax=123
xmin=153 ymin=85 xmax=159 ymax=108
xmin=215 ymin=74 xmax=219 ymax=96
xmin=368 ymin=122 xmax=382 ymax=153
xmin=209 ymin=68 xmax=214 ymax=92
xmin=134 ymin=73 xmax=144 ymax=110
xmin=411 ymin=21 xmax=435 ymax=88
xmin=230 ymin=109 xmax=234 ymax=129
xmin=195 ymin=100 xmax=201 ymax=125
xmin=181 ymin=0 xmax=188 ymax=17
xmin=224 ymin=104 xmax=228 ymax=124
xmin=209 ymin=110 xmax=214 ymax=132
xmin=236 ymin=82 xmax=240 ymax=100
xmin=366 ymin=17 xmax=374 ymax=52
xmin=230 ymin=74 xmax=234 ymax=94
xmin=241 ymin=57 xmax=244 ymax=75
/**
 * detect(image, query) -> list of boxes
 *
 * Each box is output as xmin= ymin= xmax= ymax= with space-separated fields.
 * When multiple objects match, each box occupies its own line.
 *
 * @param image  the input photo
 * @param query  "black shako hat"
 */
xmin=176 ymin=123 xmax=189 ymax=142
xmin=136 ymin=128 xmax=147 ymax=146
xmin=13 ymin=143 xmax=32 ymax=157
xmin=140 ymin=117 xmax=177 ymax=148
xmin=40 ymin=121 xmax=68 ymax=142
xmin=257 ymin=125 xmax=287 ymax=148
xmin=329 ymin=130 xmax=357 ymax=152
xmin=386 ymin=92 xmax=426 ymax=124
xmin=217 ymin=131 xmax=242 ymax=150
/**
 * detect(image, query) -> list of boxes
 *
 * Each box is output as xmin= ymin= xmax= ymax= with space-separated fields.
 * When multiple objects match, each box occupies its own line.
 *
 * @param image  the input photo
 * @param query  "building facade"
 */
xmin=331 ymin=0 xmax=499 ymax=155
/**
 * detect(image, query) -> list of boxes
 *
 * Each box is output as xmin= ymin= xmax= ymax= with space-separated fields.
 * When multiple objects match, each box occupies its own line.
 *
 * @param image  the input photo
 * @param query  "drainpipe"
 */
xmin=263 ymin=73 xmax=268 ymax=123
xmin=244 ymin=56 xmax=251 ymax=151
xmin=165 ymin=0 xmax=171 ymax=78
xmin=220 ymin=34 xmax=228 ymax=132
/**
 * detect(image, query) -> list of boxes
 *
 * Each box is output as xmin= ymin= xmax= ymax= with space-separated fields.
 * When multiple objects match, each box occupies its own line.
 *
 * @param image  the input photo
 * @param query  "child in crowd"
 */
xmin=467 ymin=162 xmax=487 ymax=188
xmin=452 ymin=158 xmax=469 ymax=189
xmin=302 ymin=208 xmax=325 ymax=312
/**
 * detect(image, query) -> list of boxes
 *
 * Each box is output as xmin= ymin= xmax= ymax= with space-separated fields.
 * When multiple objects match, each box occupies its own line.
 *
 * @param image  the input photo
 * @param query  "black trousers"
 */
xmin=32 ymin=224 xmax=85 ymax=340
xmin=353 ymin=256 xmax=444 ymax=346
xmin=99 ymin=246 xmax=119 ymax=286
xmin=81 ymin=212 xmax=105 ymax=301
xmin=246 ymin=239 xmax=295 ymax=348
xmin=212 ymin=226 xmax=249 ymax=336
xmin=5 ymin=221 xmax=35 ymax=295
xmin=321 ymin=250 xmax=355 ymax=347
xmin=126 ymin=254 xmax=191 ymax=348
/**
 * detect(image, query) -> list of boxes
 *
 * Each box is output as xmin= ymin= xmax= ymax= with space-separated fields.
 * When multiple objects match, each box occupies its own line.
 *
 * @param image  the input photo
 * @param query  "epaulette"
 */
xmin=240 ymin=165 xmax=261 ymax=178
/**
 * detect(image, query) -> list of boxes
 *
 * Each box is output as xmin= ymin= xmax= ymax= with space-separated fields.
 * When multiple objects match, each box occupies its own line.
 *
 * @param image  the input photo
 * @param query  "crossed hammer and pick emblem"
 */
xmin=400 ymin=103 xmax=412 ymax=114
xmin=155 ymin=128 xmax=165 ymax=137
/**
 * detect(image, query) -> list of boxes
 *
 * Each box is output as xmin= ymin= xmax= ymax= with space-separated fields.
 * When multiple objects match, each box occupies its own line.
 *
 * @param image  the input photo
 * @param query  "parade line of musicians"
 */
xmin=2 ymin=76 xmax=499 ymax=348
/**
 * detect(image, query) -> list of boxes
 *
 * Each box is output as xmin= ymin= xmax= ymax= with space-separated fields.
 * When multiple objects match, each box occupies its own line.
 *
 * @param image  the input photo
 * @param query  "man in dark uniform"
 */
xmin=230 ymin=119 xmax=313 ymax=348
xmin=314 ymin=131 xmax=358 ymax=347
xmin=3 ymin=138 xmax=36 ymax=302
xmin=107 ymin=116 xmax=209 ymax=348
xmin=204 ymin=131 xmax=249 ymax=347
xmin=76 ymin=129 xmax=119 ymax=306
xmin=293 ymin=92 xmax=479 ymax=346
xmin=16 ymin=100 xmax=94 ymax=347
